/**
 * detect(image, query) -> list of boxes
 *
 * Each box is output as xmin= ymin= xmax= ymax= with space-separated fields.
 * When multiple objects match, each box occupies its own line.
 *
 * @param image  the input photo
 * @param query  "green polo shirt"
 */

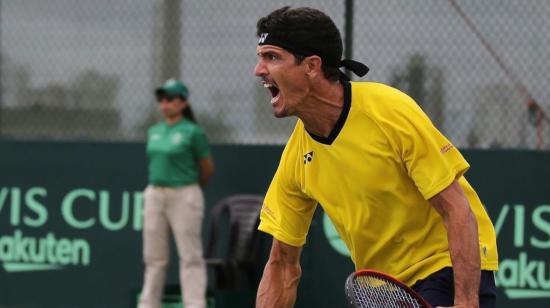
xmin=146 ymin=119 xmax=210 ymax=187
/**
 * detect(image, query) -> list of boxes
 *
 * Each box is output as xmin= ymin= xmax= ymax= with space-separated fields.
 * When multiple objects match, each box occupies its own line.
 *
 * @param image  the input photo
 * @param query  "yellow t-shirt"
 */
xmin=258 ymin=81 xmax=498 ymax=286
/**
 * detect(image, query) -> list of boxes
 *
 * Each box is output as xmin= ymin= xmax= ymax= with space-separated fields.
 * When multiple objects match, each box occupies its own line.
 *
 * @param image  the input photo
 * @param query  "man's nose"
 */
xmin=254 ymin=60 xmax=267 ymax=77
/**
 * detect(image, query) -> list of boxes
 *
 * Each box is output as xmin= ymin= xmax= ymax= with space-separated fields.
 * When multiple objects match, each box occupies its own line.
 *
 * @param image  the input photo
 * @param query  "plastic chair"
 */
xmin=205 ymin=194 xmax=264 ymax=290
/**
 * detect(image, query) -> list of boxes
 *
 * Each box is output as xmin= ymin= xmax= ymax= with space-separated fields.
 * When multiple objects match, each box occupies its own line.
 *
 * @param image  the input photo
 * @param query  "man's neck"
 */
xmin=297 ymin=81 xmax=345 ymax=138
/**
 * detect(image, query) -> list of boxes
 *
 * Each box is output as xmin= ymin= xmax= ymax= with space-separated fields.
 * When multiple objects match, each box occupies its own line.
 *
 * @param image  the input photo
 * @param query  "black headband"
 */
xmin=258 ymin=32 xmax=369 ymax=79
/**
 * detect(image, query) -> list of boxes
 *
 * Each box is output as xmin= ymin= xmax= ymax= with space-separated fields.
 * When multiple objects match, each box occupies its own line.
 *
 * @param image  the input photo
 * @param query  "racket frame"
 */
xmin=345 ymin=269 xmax=432 ymax=308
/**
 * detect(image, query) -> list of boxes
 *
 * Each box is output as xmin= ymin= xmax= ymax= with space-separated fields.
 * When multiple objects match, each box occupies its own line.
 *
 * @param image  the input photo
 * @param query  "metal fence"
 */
xmin=1 ymin=0 xmax=548 ymax=148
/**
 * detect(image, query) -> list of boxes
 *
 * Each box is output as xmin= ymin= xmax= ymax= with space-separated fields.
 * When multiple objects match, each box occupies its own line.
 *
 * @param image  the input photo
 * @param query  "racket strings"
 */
xmin=350 ymin=275 xmax=423 ymax=308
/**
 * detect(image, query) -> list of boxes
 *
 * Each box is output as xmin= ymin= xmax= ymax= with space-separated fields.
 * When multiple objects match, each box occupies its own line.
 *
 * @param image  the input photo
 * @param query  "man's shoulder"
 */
xmin=351 ymin=82 xmax=418 ymax=115
xmin=350 ymin=82 xmax=437 ymax=138
xmin=351 ymin=81 xmax=410 ymax=102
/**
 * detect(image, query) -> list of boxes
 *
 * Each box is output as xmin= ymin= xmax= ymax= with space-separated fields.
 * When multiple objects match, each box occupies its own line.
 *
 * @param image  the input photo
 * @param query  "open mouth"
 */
xmin=264 ymin=83 xmax=280 ymax=104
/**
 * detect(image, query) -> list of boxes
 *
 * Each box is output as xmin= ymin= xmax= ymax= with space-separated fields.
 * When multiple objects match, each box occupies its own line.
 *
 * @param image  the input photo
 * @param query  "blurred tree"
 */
xmin=0 ymin=65 xmax=122 ymax=140
xmin=71 ymin=69 xmax=120 ymax=110
xmin=390 ymin=54 xmax=445 ymax=130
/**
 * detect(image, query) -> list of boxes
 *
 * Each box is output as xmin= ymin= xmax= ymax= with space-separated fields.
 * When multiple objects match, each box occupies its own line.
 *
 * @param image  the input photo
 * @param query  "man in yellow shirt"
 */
xmin=253 ymin=6 xmax=498 ymax=308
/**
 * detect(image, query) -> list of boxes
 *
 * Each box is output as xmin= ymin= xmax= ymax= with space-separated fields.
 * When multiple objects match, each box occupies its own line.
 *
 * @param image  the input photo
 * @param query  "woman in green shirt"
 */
xmin=139 ymin=79 xmax=214 ymax=308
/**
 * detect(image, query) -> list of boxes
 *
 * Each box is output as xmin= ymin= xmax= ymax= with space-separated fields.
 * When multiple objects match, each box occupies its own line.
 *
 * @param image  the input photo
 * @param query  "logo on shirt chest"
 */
xmin=171 ymin=132 xmax=185 ymax=145
xmin=303 ymin=151 xmax=314 ymax=164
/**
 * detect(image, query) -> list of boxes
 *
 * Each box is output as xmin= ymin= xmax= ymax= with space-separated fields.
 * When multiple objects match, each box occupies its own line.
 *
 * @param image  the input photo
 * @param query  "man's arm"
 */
xmin=256 ymin=238 xmax=302 ymax=308
xmin=429 ymin=180 xmax=480 ymax=308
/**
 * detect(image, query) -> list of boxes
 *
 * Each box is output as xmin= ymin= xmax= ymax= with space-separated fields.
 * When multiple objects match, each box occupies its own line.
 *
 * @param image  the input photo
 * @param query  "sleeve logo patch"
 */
xmin=261 ymin=203 xmax=275 ymax=218
xmin=440 ymin=143 xmax=454 ymax=154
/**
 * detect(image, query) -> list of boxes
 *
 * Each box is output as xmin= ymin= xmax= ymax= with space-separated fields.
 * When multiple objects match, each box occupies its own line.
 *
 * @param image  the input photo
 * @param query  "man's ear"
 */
xmin=304 ymin=55 xmax=323 ymax=79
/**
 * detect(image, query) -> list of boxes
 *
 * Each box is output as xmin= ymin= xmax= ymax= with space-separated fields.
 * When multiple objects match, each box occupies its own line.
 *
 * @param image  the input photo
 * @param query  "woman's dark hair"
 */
xmin=182 ymin=98 xmax=197 ymax=123
xmin=256 ymin=6 xmax=342 ymax=81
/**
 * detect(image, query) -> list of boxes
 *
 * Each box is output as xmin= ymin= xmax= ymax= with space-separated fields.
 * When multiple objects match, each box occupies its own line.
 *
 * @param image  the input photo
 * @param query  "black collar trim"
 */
xmin=306 ymin=82 xmax=351 ymax=145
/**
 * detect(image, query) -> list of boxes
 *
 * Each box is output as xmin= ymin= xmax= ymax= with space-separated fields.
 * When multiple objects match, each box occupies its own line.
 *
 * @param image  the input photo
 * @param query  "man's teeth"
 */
xmin=263 ymin=83 xmax=280 ymax=104
xmin=270 ymin=92 xmax=280 ymax=104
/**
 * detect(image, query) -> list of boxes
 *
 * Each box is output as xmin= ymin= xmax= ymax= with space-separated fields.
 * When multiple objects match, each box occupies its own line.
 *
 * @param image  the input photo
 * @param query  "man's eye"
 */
xmin=268 ymin=54 xmax=277 ymax=60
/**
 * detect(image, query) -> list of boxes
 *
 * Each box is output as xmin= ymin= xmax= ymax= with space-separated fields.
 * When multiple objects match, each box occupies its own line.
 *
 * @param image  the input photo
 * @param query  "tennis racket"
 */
xmin=345 ymin=269 xmax=432 ymax=308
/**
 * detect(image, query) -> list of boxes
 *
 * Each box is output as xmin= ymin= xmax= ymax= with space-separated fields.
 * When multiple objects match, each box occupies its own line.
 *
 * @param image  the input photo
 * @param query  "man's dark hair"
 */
xmin=256 ymin=7 xmax=342 ymax=81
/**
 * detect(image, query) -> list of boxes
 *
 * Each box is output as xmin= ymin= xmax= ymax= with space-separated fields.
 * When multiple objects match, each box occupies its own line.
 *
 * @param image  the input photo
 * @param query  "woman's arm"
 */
xmin=198 ymin=157 xmax=214 ymax=186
